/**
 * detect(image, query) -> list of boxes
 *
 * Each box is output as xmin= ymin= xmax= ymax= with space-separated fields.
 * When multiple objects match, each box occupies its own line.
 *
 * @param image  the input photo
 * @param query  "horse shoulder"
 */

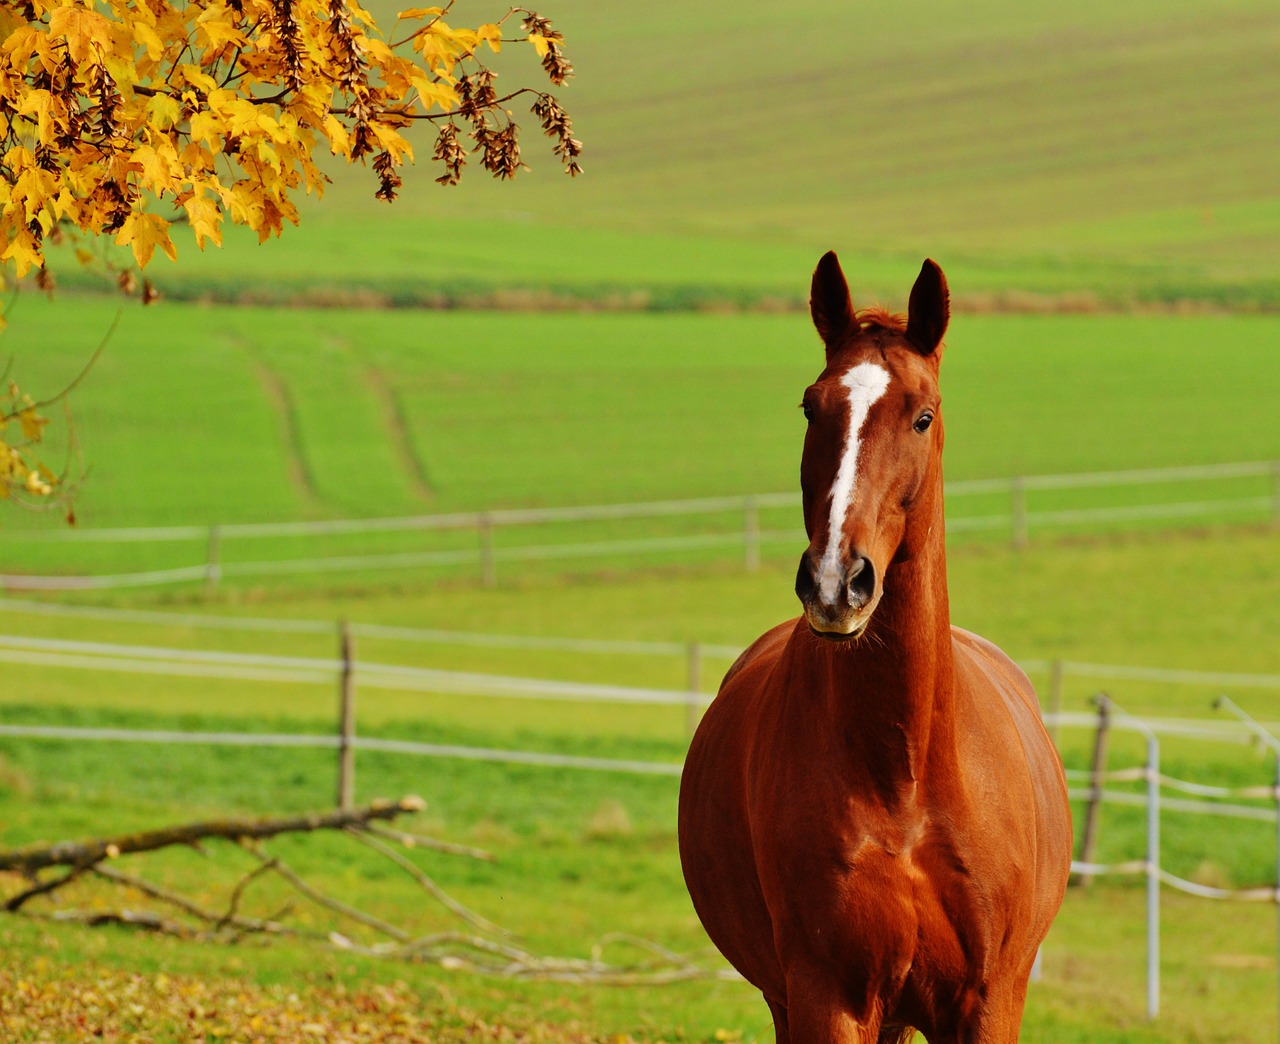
xmin=678 ymin=618 xmax=800 ymax=1003
xmin=947 ymin=626 xmax=1072 ymax=924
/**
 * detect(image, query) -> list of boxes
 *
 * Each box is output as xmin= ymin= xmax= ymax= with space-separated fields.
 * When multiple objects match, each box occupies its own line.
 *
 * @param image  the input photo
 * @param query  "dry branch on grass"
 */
xmin=0 ymin=796 xmax=736 ymax=986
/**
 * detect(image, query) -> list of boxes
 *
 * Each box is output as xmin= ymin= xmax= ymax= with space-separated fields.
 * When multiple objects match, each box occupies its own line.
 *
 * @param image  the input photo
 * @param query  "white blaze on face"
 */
xmin=816 ymin=361 xmax=892 ymax=605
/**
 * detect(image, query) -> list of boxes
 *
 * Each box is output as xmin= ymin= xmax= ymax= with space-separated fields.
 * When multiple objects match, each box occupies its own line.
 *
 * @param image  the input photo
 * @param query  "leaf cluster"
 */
xmin=0 ymin=0 xmax=579 ymax=278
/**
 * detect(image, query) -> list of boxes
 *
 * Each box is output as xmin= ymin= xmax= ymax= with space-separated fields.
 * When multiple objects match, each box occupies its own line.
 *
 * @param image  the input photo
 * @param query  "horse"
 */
xmin=678 ymin=253 xmax=1072 ymax=1043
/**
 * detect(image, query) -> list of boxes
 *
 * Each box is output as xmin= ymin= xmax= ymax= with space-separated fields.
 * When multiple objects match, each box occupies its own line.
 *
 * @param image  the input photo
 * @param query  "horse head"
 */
xmin=795 ymin=251 xmax=950 ymax=641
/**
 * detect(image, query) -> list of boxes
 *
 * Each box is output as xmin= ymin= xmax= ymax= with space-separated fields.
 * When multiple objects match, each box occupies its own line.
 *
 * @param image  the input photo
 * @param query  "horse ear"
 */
xmin=810 ymin=251 xmax=855 ymax=349
xmin=905 ymin=259 xmax=950 ymax=355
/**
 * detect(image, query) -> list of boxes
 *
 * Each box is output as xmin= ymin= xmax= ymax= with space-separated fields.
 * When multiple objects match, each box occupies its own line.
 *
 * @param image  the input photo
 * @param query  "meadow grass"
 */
xmin=40 ymin=0 xmax=1280 ymax=311
xmin=2 ymin=297 xmax=1277 ymax=539
xmin=3 ymin=701 xmax=1279 ymax=1042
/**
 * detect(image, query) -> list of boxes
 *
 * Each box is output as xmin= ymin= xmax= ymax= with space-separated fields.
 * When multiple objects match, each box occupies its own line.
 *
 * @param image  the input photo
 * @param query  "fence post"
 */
xmin=336 ymin=620 xmax=356 ymax=811
xmin=743 ymin=496 xmax=761 ymax=571
xmin=1073 ymin=694 xmax=1111 ymax=888
xmin=1271 ymin=460 xmax=1280 ymax=530
xmin=1215 ymin=695 xmax=1280 ymax=1031
xmin=686 ymin=642 xmax=703 ymax=737
xmin=205 ymin=525 xmax=222 ymax=595
xmin=1145 ymin=725 xmax=1160 ymax=1020
xmin=478 ymin=513 xmax=496 ymax=587
xmin=1046 ymin=658 xmax=1064 ymax=746
xmin=1273 ymin=745 xmax=1280 ymax=1036
xmin=1011 ymin=476 xmax=1028 ymax=550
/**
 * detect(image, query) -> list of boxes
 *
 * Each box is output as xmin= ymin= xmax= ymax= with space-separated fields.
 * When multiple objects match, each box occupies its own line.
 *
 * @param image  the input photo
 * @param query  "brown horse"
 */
xmin=678 ymin=253 xmax=1072 ymax=1043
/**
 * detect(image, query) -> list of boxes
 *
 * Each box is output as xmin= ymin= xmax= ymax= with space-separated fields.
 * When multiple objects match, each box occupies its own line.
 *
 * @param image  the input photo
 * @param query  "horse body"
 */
xmin=678 ymin=254 xmax=1071 ymax=1043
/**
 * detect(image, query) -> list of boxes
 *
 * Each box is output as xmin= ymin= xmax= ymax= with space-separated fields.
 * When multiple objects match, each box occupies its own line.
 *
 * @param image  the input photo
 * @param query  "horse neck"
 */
xmin=823 ymin=500 xmax=956 ymax=789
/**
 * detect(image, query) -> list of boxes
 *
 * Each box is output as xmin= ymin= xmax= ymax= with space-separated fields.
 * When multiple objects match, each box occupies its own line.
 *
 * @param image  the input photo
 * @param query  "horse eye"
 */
xmin=913 ymin=411 xmax=934 ymax=433
xmin=802 ymin=403 xmax=814 ymax=423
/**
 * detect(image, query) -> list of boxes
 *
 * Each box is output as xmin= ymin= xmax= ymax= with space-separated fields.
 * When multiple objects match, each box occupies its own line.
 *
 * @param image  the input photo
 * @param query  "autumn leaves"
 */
xmin=0 ymin=1 xmax=581 ymax=280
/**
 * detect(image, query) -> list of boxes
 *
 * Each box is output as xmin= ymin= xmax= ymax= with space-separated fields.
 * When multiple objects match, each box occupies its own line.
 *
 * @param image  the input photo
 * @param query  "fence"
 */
xmin=5 ymin=601 xmax=1280 ymax=1023
xmin=3 ymin=459 xmax=1277 ymax=591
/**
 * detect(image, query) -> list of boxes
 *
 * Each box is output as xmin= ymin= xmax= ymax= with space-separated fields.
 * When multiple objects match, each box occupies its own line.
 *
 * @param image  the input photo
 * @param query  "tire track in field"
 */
xmin=239 ymin=338 xmax=327 ymax=512
xmin=337 ymin=338 xmax=437 ymax=503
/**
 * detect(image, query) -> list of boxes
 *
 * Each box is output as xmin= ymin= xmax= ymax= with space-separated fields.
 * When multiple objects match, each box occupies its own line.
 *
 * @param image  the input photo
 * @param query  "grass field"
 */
xmin=41 ymin=0 xmax=1280 ymax=310
xmin=3 ymin=296 xmax=1277 ymax=538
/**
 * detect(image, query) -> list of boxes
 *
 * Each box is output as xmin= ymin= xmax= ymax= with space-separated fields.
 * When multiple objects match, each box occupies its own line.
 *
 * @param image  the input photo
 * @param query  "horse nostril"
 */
xmin=846 ymin=556 xmax=876 ymax=610
xmin=795 ymin=554 xmax=818 ymax=603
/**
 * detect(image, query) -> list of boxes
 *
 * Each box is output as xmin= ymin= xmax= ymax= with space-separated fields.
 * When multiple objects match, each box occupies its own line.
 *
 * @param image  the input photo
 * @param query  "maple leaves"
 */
xmin=0 ymin=0 xmax=580 ymax=505
xmin=0 ymin=0 xmax=580 ymax=278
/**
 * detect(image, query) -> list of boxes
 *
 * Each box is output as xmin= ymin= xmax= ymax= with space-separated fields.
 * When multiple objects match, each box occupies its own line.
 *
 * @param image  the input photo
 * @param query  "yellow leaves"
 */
xmin=0 ymin=0 xmax=581 ymax=286
xmin=16 ymin=89 xmax=58 ymax=145
xmin=183 ymin=193 xmax=221 ymax=249
xmin=0 ymin=230 xmax=42 ymax=278
xmin=195 ymin=5 xmax=247 ymax=51
xmin=47 ymin=4 xmax=112 ymax=64
xmin=145 ymin=92 xmax=182 ymax=130
xmin=131 ymin=19 xmax=165 ymax=60
xmin=115 ymin=211 xmax=176 ymax=267
xmin=1 ymin=380 xmax=56 ymax=501
xmin=476 ymin=23 xmax=503 ymax=52
xmin=132 ymin=141 xmax=180 ymax=194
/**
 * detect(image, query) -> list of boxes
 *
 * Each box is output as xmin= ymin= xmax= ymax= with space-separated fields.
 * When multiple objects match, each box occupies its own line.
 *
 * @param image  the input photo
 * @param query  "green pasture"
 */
xmin=42 ymin=0 xmax=1280 ymax=309
xmin=2 ymin=297 xmax=1277 ymax=541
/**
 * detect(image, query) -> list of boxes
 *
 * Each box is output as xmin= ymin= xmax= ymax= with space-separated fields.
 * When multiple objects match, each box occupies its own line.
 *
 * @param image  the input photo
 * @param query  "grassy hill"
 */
xmin=47 ymin=0 xmax=1280 ymax=309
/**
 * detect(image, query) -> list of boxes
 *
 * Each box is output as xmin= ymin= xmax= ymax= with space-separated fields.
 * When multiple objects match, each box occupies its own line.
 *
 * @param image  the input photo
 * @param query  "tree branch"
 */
xmin=0 ymin=796 xmax=426 ymax=875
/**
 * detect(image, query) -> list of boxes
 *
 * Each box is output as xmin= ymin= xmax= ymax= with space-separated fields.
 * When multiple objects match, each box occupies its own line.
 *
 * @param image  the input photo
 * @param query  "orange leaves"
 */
xmin=0 ymin=0 xmax=581 ymax=291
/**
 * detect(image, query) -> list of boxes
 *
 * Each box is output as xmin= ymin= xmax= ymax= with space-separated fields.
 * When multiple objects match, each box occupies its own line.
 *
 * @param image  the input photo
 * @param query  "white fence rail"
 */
xmin=3 ymin=460 xmax=1277 ymax=591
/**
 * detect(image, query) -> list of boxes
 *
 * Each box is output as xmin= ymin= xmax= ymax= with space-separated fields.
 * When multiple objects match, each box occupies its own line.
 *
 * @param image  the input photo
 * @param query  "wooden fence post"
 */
xmin=686 ymin=642 xmax=703 ymax=737
xmin=205 ymin=525 xmax=222 ymax=595
xmin=1073 ymin=693 xmax=1111 ymax=887
xmin=478 ymin=513 xmax=496 ymax=587
xmin=744 ymin=496 xmax=760 ymax=571
xmin=1271 ymin=460 xmax=1280 ymax=530
xmin=1046 ymin=658 xmax=1064 ymax=745
xmin=1011 ymin=476 xmax=1028 ymax=550
xmin=337 ymin=620 xmax=356 ymax=811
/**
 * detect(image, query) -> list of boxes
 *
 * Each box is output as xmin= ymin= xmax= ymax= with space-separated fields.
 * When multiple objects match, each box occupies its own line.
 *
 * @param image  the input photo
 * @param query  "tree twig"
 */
xmin=345 ymin=826 xmax=504 ymax=936
xmin=365 ymin=823 xmax=494 ymax=862
xmin=240 ymin=843 xmax=410 ymax=943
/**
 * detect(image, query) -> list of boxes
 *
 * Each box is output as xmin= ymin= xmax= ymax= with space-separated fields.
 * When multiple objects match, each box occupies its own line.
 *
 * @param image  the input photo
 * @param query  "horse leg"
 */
xmin=949 ymin=978 xmax=1029 ymax=1044
xmin=765 ymin=995 xmax=789 ymax=1044
xmin=782 ymin=979 xmax=883 ymax=1043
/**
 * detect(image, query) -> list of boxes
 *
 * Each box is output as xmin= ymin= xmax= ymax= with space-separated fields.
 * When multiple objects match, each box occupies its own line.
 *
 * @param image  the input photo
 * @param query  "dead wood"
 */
xmin=0 ymin=793 xmax=736 ymax=985
xmin=0 ymin=796 xmax=426 ymax=876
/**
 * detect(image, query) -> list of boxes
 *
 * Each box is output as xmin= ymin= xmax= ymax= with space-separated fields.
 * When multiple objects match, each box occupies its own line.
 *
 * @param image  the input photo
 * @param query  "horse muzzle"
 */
xmin=795 ymin=550 xmax=878 ymax=640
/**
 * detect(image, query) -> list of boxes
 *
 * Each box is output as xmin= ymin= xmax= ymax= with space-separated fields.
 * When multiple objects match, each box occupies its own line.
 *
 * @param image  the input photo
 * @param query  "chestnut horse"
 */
xmin=678 ymin=254 xmax=1072 ymax=1043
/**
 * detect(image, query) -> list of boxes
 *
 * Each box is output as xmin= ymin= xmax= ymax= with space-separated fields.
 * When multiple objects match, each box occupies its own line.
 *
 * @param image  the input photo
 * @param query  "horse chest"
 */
xmin=753 ymin=780 xmax=1000 ymax=999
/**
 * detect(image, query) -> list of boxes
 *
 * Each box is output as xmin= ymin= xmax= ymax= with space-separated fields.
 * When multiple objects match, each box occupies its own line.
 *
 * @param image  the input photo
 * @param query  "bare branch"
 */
xmin=0 ymin=796 xmax=426 ymax=875
xmin=5 ymin=863 xmax=94 ymax=912
xmin=241 ymin=843 xmax=410 ymax=943
xmin=345 ymin=826 xmax=504 ymax=935
xmin=365 ymin=823 xmax=494 ymax=862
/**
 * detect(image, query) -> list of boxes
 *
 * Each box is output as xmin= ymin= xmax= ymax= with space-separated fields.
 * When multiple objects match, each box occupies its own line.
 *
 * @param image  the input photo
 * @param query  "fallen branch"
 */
xmin=0 ymin=794 xmax=737 ymax=985
xmin=345 ymin=826 xmax=504 ymax=936
xmin=0 ymin=796 xmax=426 ymax=876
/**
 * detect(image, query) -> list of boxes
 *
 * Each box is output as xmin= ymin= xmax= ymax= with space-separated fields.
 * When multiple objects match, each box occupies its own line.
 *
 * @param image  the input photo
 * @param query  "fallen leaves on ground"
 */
xmin=0 ymin=958 xmax=646 ymax=1043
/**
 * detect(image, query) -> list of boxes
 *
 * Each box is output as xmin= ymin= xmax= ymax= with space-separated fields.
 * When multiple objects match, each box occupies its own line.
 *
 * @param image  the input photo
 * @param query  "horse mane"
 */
xmin=855 ymin=306 xmax=907 ymax=333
